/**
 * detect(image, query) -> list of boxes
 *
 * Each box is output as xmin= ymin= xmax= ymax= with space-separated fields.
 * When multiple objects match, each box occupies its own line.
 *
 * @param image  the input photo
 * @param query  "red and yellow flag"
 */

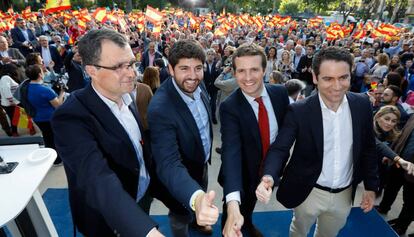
xmin=12 ymin=107 xmax=34 ymax=130
xmin=93 ymin=7 xmax=107 ymax=23
xmin=145 ymin=5 xmax=163 ymax=24
xmin=45 ymin=0 xmax=71 ymax=14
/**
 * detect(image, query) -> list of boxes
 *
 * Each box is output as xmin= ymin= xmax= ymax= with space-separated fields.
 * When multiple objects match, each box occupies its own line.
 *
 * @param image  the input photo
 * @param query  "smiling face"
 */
xmin=313 ymin=60 xmax=351 ymax=110
xmin=377 ymin=112 xmax=398 ymax=132
xmin=169 ymin=58 xmax=204 ymax=96
xmin=234 ymin=55 xmax=264 ymax=98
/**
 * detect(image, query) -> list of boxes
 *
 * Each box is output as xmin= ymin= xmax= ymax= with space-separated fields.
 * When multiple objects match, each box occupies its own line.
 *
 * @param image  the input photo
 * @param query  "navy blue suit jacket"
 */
xmin=147 ymin=78 xmax=213 ymax=210
xmin=203 ymin=61 xmax=221 ymax=94
xmin=263 ymin=92 xmax=379 ymax=208
xmin=36 ymin=45 xmax=63 ymax=73
xmin=51 ymin=84 xmax=157 ymax=237
xmin=218 ymin=84 xmax=289 ymax=197
xmin=10 ymin=27 xmax=36 ymax=56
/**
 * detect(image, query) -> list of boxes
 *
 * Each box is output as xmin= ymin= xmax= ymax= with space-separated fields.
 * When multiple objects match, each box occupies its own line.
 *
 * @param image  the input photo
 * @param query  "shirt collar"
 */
xmin=172 ymin=77 xmax=202 ymax=104
xmin=92 ymin=83 xmax=132 ymax=110
xmin=241 ymin=84 xmax=268 ymax=104
xmin=318 ymin=92 xmax=348 ymax=113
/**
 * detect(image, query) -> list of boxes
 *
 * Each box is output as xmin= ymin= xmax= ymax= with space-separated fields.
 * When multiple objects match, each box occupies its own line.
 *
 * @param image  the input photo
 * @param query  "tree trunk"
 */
xmin=126 ymin=0 xmax=132 ymax=13
xmin=391 ymin=0 xmax=401 ymax=23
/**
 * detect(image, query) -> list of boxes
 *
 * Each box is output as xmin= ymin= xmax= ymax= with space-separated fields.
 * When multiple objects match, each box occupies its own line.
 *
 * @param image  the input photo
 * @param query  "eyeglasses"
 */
xmin=90 ymin=60 xmax=139 ymax=72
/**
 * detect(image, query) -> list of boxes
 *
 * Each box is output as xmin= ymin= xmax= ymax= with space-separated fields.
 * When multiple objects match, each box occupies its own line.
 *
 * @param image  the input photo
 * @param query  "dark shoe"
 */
xmin=245 ymin=224 xmax=264 ymax=237
xmin=391 ymin=224 xmax=406 ymax=235
xmin=212 ymin=118 xmax=218 ymax=124
xmin=407 ymin=233 xmax=414 ymax=237
xmin=375 ymin=205 xmax=388 ymax=215
xmin=190 ymin=222 xmax=213 ymax=235
xmin=4 ymin=129 xmax=12 ymax=137
xmin=215 ymin=147 xmax=222 ymax=154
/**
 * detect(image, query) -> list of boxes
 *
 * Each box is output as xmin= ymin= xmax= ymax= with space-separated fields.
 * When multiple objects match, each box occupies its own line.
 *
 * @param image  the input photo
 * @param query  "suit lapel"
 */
xmin=166 ymin=79 xmax=205 ymax=154
xmin=308 ymin=94 xmax=324 ymax=160
xmin=78 ymin=85 xmax=136 ymax=154
xmin=237 ymin=89 xmax=261 ymax=148
xmin=346 ymin=93 xmax=360 ymax=164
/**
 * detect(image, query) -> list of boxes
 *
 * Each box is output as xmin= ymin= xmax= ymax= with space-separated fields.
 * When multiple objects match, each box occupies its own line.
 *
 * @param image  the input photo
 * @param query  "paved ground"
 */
xmin=2 ymin=120 xmax=413 ymax=236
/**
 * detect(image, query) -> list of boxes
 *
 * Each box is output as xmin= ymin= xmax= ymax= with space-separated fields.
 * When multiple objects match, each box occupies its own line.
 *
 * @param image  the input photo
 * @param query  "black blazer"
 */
xmin=263 ymin=92 xmax=379 ymax=208
xmin=139 ymin=50 xmax=163 ymax=73
xmin=64 ymin=51 xmax=87 ymax=93
xmin=51 ymin=84 xmax=157 ymax=237
xmin=10 ymin=27 xmax=37 ymax=56
xmin=147 ymin=78 xmax=213 ymax=212
xmin=218 ymin=84 xmax=289 ymax=197
xmin=203 ymin=61 xmax=221 ymax=94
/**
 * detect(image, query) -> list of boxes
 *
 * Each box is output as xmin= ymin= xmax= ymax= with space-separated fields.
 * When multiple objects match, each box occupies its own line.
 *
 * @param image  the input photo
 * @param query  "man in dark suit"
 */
xmin=297 ymin=44 xmax=315 ymax=96
xmin=219 ymin=43 xmax=290 ymax=237
xmin=147 ymin=39 xmax=219 ymax=236
xmin=36 ymin=35 xmax=63 ymax=73
xmin=10 ymin=18 xmax=37 ymax=56
xmin=204 ymin=48 xmax=221 ymax=124
xmin=34 ymin=17 xmax=54 ymax=37
xmin=139 ymin=41 xmax=163 ymax=73
xmin=257 ymin=47 xmax=379 ymax=237
xmin=51 ymin=29 xmax=164 ymax=237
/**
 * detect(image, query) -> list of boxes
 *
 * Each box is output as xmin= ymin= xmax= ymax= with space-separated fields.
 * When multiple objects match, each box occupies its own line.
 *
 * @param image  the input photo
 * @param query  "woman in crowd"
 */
xmin=374 ymin=105 xmax=401 ymax=196
xmin=265 ymin=46 xmax=277 ymax=83
xmin=26 ymin=64 xmax=65 ymax=165
xmin=0 ymin=64 xmax=21 ymax=136
xmin=276 ymin=50 xmax=294 ymax=82
xmin=135 ymin=82 xmax=153 ymax=132
xmin=142 ymin=66 xmax=160 ymax=94
xmin=371 ymin=53 xmax=390 ymax=81
xmin=162 ymin=45 xmax=170 ymax=67
xmin=377 ymin=114 xmax=414 ymax=236
xmin=26 ymin=52 xmax=58 ymax=87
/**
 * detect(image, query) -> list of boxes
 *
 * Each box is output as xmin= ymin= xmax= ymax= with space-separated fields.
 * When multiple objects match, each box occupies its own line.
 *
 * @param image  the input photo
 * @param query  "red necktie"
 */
xmin=255 ymin=96 xmax=270 ymax=160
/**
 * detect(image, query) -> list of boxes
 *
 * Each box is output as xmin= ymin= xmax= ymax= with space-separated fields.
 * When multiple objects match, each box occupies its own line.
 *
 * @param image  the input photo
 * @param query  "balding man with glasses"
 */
xmin=51 ymin=29 xmax=164 ymax=237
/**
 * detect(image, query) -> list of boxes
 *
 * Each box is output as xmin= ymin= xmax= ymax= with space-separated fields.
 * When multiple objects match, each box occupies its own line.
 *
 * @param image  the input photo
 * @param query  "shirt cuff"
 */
xmin=146 ymin=227 xmax=158 ymax=237
xmin=226 ymin=191 xmax=241 ymax=204
xmin=189 ymin=189 xmax=205 ymax=211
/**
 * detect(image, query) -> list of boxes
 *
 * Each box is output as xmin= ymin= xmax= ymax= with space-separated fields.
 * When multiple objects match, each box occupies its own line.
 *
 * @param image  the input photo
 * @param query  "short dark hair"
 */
xmin=168 ymin=39 xmax=205 ymax=68
xmin=77 ymin=28 xmax=128 ymax=66
xmin=154 ymin=58 xmax=165 ymax=68
xmin=312 ymin=46 xmax=353 ymax=77
xmin=232 ymin=43 xmax=266 ymax=71
xmin=285 ymin=79 xmax=306 ymax=96
xmin=387 ymin=85 xmax=402 ymax=98
xmin=0 ymin=63 xmax=20 ymax=81
xmin=25 ymin=64 xmax=42 ymax=81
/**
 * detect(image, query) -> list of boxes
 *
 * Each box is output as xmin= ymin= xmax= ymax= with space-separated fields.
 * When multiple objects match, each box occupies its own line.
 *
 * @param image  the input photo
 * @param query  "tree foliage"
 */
xmin=279 ymin=0 xmax=304 ymax=15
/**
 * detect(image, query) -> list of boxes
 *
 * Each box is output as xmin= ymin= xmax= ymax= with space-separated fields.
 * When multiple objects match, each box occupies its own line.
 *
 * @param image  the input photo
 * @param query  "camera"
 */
xmin=51 ymin=73 xmax=69 ymax=93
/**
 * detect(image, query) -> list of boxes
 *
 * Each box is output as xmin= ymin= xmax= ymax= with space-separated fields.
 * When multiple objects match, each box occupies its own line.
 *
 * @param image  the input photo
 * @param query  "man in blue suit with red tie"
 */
xmin=219 ymin=43 xmax=290 ymax=237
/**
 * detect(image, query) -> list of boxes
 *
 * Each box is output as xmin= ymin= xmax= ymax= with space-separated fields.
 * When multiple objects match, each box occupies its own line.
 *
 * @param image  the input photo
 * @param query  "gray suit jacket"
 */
xmin=7 ymin=48 xmax=26 ymax=66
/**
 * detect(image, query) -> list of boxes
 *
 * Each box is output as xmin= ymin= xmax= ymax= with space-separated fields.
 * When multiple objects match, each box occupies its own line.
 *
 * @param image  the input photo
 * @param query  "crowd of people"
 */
xmin=2 ymin=6 xmax=414 ymax=237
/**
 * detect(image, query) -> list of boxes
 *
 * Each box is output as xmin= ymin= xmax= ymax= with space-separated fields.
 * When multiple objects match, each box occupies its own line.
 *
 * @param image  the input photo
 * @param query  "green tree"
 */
xmin=279 ymin=0 xmax=303 ymax=15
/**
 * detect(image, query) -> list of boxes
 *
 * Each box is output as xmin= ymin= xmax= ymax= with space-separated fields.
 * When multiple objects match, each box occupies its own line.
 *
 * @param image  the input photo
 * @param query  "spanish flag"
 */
xmin=12 ymin=107 xmax=34 ymax=131
xmin=45 ymin=0 xmax=71 ymax=14
xmin=145 ymin=5 xmax=163 ymax=24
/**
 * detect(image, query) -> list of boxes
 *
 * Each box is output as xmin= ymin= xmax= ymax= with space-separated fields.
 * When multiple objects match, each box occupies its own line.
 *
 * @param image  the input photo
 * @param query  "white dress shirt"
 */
xmin=41 ymin=47 xmax=52 ymax=67
xmin=316 ymin=93 xmax=353 ymax=189
xmin=226 ymin=85 xmax=279 ymax=203
xmin=93 ymin=85 xmax=150 ymax=201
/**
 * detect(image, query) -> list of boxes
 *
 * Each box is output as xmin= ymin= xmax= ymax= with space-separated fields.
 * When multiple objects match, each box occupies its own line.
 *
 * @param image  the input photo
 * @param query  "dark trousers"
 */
xmin=3 ymin=105 xmax=17 ymax=134
xmin=379 ymin=164 xmax=414 ymax=231
xmin=209 ymin=90 xmax=218 ymax=121
xmin=35 ymin=121 xmax=61 ymax=164
xmin=221 ymin=191 xmax=258 ymax=236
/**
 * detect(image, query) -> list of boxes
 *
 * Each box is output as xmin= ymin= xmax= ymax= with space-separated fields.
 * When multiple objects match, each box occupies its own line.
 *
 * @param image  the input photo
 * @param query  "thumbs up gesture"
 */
xmin=195 ymin=190 xmax=219 ymax=226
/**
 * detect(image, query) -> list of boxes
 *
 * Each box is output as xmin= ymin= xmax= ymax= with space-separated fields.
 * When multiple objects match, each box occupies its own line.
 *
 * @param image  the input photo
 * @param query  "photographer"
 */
xmin=25 ymin=64 xmax=64 ymax=165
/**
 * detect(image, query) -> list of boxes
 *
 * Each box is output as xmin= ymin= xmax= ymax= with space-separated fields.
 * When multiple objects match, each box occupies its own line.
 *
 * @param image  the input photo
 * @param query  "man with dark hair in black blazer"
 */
xmin=257 ymin=47 xmax=379 ymax=237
